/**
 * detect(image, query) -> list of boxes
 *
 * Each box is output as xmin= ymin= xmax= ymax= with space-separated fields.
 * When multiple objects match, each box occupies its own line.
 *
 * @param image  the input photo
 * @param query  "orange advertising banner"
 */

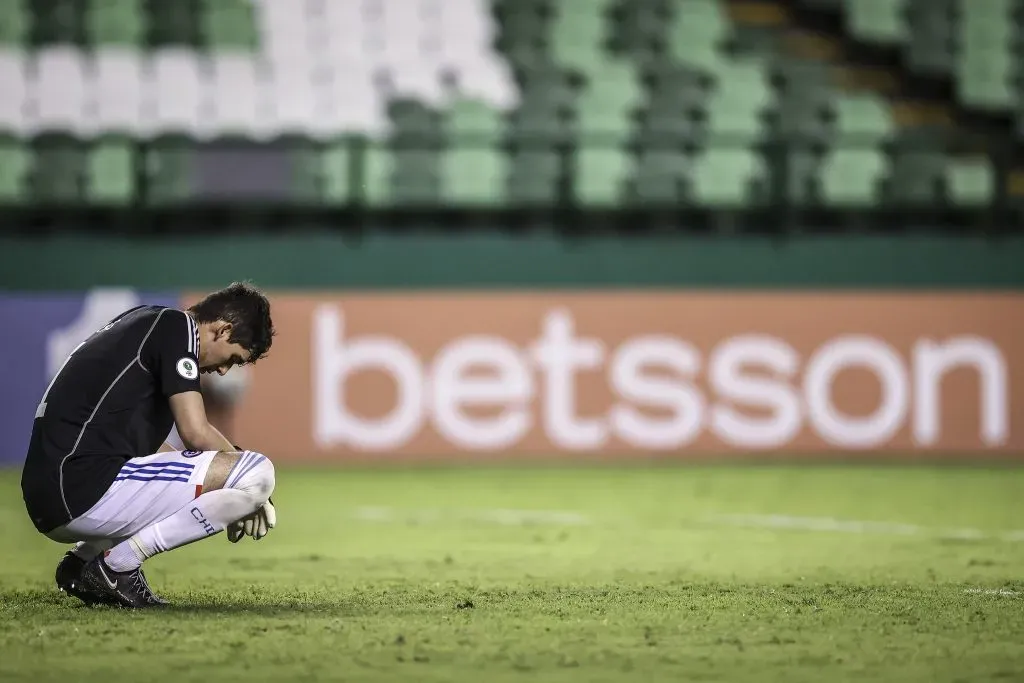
xmin=184 ymin=291 xmax=1024 ymax=462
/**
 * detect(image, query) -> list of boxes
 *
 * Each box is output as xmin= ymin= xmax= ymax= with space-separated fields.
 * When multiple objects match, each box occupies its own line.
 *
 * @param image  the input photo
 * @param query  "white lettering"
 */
xmin=709 ymin=335 xmax=802 ymax=448
xmin=913 ymin=337 xmax=1008 ymax=446
xmin=530 ymin=310 xmax=607 ymax=450
xmin=308 ymin=306 xmax=1010 ymax=454
xmin=431 ymin=337 xmax=533 ymax=450
xmin=609 ymin=337 xmax=704 ymax=449
xmin=313 ymin=306 xmax=424 ymax=450
xmin=804 ymin=336 xmax=909 ymax=448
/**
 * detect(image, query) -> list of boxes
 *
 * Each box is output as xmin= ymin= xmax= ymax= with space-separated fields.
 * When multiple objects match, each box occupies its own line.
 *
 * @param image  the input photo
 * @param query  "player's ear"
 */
xmin=216 ymin=321 xmax=233 ymax=340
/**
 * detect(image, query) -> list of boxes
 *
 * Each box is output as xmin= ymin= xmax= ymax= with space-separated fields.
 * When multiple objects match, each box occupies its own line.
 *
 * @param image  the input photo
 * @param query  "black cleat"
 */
xmin=79 ymin=556 xmax=168 ymax=609
xmin=55 ymin=552 xmax=117 ymax=606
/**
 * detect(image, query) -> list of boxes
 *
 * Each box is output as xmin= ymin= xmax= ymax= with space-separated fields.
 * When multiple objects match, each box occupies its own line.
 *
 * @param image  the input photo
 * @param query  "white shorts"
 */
xmin=45 ymin=450 xmax=220 ymax=544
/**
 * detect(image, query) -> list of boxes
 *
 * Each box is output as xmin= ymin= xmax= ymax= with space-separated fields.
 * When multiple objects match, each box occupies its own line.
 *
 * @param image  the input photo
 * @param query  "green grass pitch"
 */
xmin=1 ymin=464 xmax=1022 ymax=682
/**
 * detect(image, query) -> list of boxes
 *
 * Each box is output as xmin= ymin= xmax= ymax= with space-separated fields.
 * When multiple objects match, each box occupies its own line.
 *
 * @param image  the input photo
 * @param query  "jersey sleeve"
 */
xmin=145 ymin=309 xmax=202 ymax=397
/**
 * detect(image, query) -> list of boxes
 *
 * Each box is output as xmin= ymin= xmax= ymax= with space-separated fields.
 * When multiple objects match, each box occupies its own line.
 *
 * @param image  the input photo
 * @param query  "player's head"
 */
xmin=187 ymin=281 xmax=275 ymax=375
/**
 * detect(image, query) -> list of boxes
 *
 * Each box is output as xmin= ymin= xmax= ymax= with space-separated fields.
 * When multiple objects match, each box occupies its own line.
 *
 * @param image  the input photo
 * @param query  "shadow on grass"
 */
xmin=0 ymin=587 xmax=373 ymax=617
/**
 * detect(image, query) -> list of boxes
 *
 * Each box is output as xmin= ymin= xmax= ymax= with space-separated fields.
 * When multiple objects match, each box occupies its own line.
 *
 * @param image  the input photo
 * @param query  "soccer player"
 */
xmin=20 ymin=282 xmax=278 ymax=609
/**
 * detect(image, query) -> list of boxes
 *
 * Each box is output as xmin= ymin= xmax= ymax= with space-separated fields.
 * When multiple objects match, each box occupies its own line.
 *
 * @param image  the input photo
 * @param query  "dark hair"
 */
xmin=188 ymin=281 xmax=275 ymax=363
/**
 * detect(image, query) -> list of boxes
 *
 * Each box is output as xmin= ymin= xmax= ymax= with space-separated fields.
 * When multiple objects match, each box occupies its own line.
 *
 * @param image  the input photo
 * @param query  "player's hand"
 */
xmin=227 ymin=498 xmax=276 ymax=542
xmin=226 ymin=518 xmax=245 ymax=543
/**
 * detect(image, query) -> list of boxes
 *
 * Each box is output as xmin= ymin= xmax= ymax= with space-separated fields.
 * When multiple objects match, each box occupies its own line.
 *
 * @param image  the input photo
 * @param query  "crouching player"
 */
xmin=20 ymin=282 xmax=277 ymax=609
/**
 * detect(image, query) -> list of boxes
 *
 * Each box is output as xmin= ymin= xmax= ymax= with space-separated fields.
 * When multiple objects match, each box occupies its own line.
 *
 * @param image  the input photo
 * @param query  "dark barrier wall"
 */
xmin=2 ymin=233 xmax=1023 ymax=289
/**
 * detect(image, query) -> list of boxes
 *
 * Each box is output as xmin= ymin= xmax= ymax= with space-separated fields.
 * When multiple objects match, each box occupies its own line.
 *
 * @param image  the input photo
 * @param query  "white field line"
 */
xmin=352 ymin=505 xmax=593 ymax=527
xmin=349 ymin=507 xmax=1022 ymax=598
xmin=348 ymin=506 xmax=1024 ymax=545
xmin=963 ymin=589 xmax=1020 ymax=597
xmin=703 ymin=513 xmax=1024 ymax=543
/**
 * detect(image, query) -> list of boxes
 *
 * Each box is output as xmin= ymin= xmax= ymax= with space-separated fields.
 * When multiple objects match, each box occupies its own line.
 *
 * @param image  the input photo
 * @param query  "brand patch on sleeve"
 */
xmin=176 ymin=357 xmax=199 ymax=380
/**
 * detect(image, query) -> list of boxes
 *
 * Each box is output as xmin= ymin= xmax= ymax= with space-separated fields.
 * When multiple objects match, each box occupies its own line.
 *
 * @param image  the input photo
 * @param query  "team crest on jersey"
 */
xmin=182 ymin=450 xmax=203 ymax=458
xmin=176 ymin=357 xmax=199 ymax=380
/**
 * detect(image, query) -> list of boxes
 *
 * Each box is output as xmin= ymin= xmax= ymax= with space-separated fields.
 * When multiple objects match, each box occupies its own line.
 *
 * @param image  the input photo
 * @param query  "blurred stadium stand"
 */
xmin=0 ymin=0 xmax=1021 ymax=227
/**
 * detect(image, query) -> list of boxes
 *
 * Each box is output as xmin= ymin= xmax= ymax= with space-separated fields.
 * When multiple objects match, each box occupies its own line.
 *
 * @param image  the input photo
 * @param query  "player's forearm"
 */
xmin=169 ymin=391 xmax=238 ymax=453
xmin=207 ymin=422 xmax=239 ymax=452
xmin=179 ymin=422 xmax=236 ymax=453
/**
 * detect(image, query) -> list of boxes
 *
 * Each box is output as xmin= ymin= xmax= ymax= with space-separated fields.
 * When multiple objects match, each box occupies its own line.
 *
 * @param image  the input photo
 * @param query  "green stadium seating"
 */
xmin=884 ymin=129 xmax=947 ymax=204
xmin=946 ymin=159 xmax=996 ymax=206
xmin=0 ymin=0 xmax=29 ymax=46
xmin=632 ymin=149 xmax=687 ymax=203
xmin=87 ymin=0 xmax=145 ymax=47
xmin=508 ymin=150 xmax=560 ymax=204
xmin=201 ymin=0 xmax=257 ymax=50
xmin=363 ymin=144 xmax=395 ymax=207
xmin=31 ymin=0 xmax=86 ymax=47
xmin=845 ymin=0 xmax=907 ymax=44
xmin=0 ymin=135 xmax=30 ymax=202
xmin=576 ymin=147 xmax=628 ymax=207
xmin=550 ymin=0 xmax=608 ymax=70
xmin=0 ymin=0 xmax=1015 ymax=210
xmin=31 ymin=133 xmax=83 ymax=201
xmin=86 ymin=136 xmax=136 ymax=204
xmin=829 ymin=0 xmax=1022 ymax=118
xmin=317 ymin=138 xmax=351 ymax=205
xmin=146 ymin=0 xmax=201 ymax=47
xmin=692 ymin=149 xmax=764 ymax=206
xmin=668 ymin=0 xmax=729 ymax=70
xmin=145 ymin=135 xmax=193 ymax=204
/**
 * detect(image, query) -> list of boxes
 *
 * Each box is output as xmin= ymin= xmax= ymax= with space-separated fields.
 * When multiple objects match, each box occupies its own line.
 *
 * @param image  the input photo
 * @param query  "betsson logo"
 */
xmin=312 ymin=306 xmax=1009 ymax=452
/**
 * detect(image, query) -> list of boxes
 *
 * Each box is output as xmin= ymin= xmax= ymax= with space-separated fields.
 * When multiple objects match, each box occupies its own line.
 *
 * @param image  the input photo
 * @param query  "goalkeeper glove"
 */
xmin=227 ymin=497 xmax=276 ymax=543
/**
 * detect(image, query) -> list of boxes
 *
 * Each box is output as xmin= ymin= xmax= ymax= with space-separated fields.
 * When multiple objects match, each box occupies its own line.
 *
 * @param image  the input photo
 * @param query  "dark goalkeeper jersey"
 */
xmin=21 ymin=305 xmax=202 ymax=533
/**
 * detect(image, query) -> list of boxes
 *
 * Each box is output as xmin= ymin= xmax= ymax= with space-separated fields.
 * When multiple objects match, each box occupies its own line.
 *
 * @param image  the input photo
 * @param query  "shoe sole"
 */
xmin=58 ymin=580 xmax=118 ymax=607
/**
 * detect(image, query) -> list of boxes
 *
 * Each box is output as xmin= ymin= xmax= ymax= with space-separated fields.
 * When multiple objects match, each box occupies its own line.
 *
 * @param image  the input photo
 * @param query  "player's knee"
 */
xmin=227 ymin=452 xmax=275 ymax=507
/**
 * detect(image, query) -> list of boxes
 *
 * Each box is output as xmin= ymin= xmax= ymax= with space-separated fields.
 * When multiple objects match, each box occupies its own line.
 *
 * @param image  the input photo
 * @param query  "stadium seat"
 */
xmin=611 ymin=0 xmax=672 ymax=61
xmin=576 ymin=147 xmax=629 ymax=206
xmin=0 ymin=135 xmax=30 ymax=203
xmin=86 ymin=135 xmax=135 ymax=204
xmin=0 ymin=49 xmax=28 ymax=133
xmin=632 ymin=148 xmax=688 ymax=203
xmin=954 ymin=0 xmax=1016 ymax=110
xmin=31 ymin=132 xmax=84 ymax=201
xmin=0 ymin=0 xmax=29 ymax=46
xmin=147 ymin=49 xmax=206 ymax=135
xmin=820 ymin=149 xmax=887 ymax=206
xmin=318 ymin=138 xmax=352 ymax=205
xmin=443 ymin=98 xmax=507 ymax=205
xmin=33 ymin=47 xmax=88 ymax=134
xmin=446 ymin=98 xmax=504 ymax=145
xmin=508 ymin=149 xmax=561 ymax=204
xmin=903 ymin=0 xmax=956 ymax=76
xmin=363 ymin=143 xmax=396 ymax=206
xmin=576 ymin=61 xmax=640 ymax=146
xmin=443 ymin=147 xmax=508 ymax=205
xmin=551 ymin=0 xmax=608 ymax=70
xmin=884 ymin=130 xmax=947 ymax=204
xmin=147 ymin=0 xmax=202 ymax=47
xmin=691 ymin=148 xmax=763 ymax=206
xmin=90 ymin=50 xmax=144 ymax=133
xmin=668 ymin=0 xmax=729 ymax=70
xmin=87 ymin=0 xmax=145 ymax=47
xmin=201 ymin=0 xmax=258 ymax=50
xmin=946 ymin=159 xmax=995 ymax=206
xmin=705 ymin=60 xmax=772 ymax=143
xmin=831 ymin=94 xmax=895 ymax=145
xmin=145 ymin=134 xmax=193 ymax=204
xmin=31 ymin=0 xmax=87 ymax=46
xmin=844 ymin=0 xmax=907 ymax=44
